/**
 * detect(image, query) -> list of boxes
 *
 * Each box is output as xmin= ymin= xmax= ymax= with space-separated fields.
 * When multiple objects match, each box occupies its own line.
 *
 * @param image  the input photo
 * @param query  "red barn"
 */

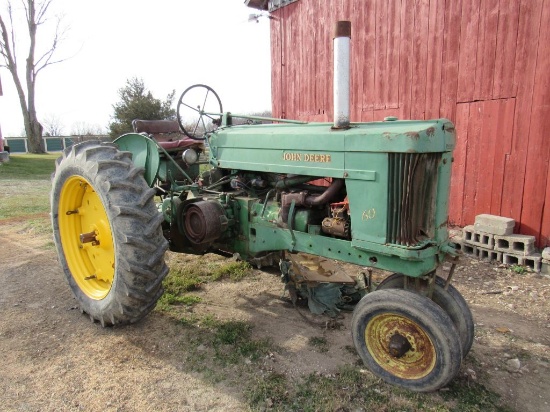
xmin=248 ymin=0 xmax=550 ymax=247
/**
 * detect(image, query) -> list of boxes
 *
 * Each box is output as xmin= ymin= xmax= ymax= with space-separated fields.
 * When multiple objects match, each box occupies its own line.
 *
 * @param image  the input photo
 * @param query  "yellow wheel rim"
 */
xmin=365 ymin=313 xmax=436 ymax=380
xmin=58 ymin=176 xmax=115 ymax=300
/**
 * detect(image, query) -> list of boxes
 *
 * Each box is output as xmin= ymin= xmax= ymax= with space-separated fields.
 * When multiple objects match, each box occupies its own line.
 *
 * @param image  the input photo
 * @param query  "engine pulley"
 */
xmin=182 ymin=201 xmax=227 ymax=244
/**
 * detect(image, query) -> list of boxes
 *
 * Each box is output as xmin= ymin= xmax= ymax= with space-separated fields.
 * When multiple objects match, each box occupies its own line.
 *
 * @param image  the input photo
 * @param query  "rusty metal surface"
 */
xmin=288 ymin=252 xmax=355 ymax=284
xmin=387 ymin=153 xmax=439 ymax=246
xmin=365 ymin=313 xmax=436 ymax=380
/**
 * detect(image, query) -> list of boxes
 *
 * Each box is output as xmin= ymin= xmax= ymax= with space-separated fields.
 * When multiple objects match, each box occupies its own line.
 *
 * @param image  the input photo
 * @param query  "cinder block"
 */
xmin=502 ymin=253 xmax=542 ymax=272
xmin=542 ymin=247 xmax=550 ymax=260
xmin=502 ymin=253 xmax=524 ymax=266
xmin=461 ymin=225 xmax=495 ymax=249
xmin=461 ymin=243 xmax=477 ymax=258
xmin=448 ymin=241 xmax=462 ymax=252
xmin=472 ymin=232 xmax=495 ymax=249
xmin=462 ymin=225 xmax=475 ymax=243
xmin=541 ymin=262 xmax=550 ymax=276
xmin=474 ymin=214 xmax=515 ymax=235
xmin=477 ymin=247 xmax=502 ymax=263
xmin=494 ymin=234 xmax=535 ymax=256
xmin=523 ymin=253 xmax=542 ymax=272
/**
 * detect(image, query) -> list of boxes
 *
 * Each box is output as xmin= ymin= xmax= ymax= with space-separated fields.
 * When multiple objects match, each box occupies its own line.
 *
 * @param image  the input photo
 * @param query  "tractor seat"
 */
xmin=132 ymin=119 xmax=203 ymax=151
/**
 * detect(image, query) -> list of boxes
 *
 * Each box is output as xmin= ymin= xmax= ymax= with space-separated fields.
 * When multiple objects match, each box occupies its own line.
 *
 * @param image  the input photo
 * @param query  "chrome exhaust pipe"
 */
xmin=333 ymin=21 xmax=351 ymax=129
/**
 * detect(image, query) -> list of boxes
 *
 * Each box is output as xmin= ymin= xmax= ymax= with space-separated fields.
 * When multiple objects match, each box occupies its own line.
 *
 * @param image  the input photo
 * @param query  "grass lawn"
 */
xmin=0 ymin=153 xmax=58 ymax=179
xmin=0 ymin=153 xmax=59 ymax=220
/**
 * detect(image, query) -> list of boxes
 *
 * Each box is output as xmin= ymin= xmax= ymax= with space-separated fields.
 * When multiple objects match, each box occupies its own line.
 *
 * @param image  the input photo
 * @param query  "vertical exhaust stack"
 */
xmin=333 ymin=21 xmax=351 ymax=129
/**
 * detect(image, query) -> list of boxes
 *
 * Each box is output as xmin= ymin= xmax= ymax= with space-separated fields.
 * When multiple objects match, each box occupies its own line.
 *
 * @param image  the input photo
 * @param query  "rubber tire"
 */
xmin=51 ymin=141 xmax=169 ymax=326
xmin=351 ymin=289 xmax=463 ymax=392
xmin=376 ymin=273 xmax=474 ymax=357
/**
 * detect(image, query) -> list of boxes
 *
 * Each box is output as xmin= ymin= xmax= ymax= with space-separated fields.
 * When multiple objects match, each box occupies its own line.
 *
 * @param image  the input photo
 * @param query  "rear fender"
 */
xmin=114 ymin=133 xmax=160 ymax=187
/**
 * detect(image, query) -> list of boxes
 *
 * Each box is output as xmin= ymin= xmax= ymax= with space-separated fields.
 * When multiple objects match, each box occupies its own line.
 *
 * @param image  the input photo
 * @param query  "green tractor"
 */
xmin=50 ymin=22 xmax=472 ymax=392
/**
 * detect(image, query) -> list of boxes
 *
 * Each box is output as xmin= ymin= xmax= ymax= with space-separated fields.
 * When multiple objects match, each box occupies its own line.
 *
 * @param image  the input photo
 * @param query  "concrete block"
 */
xmin=502 ymin=253 xmax=542 ymax=272
xmin=472 ymin=232 xmax=495 ymax=249
xmin=449 ymin=241 xmax=462 ymax=252
xmin=502 ymin=253 xmax=524 ymax=266
xmin=477 ymin=247 xmax=502 ymax=263
xmin=494 ymin=234 xmax=535 ymax=256
xmin=543 ymin=258 xmax=550 ymax=265
xmin=461 ymin=243 xmax=477 ymax=258
xmin=524 ymin=253 xmax=542 ymax=272
xmin=461 ymin=225 xmax=495 ymax=249
xmin=474 ymin=214 xmax=515 ymax=235
xmin=541 ymin=262 xmax=550 ymax=276
xmin=462 ymin=225 xmax=475 ymax=243
xmin=542 ymin=247 xmax=550 ymax=260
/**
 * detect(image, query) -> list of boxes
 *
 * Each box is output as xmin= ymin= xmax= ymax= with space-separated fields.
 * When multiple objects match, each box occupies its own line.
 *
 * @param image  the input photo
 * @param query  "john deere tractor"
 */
xmin=50 ymin=22 xmax=472 ymax=392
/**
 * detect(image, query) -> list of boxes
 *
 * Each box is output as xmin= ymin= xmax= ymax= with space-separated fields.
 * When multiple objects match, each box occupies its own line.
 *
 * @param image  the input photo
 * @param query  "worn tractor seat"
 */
xmin=132 ymin=119 xmax=203 ymax=151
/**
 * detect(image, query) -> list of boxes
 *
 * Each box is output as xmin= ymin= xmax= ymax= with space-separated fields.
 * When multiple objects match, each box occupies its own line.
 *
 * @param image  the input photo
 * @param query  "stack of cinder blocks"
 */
xmin=458 ymin=214 xmax=543 ymax=272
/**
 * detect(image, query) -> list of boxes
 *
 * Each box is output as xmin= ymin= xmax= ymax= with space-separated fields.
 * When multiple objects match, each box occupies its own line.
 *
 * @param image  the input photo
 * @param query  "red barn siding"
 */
xmin=269 ymin=0 xmax=550 ymax=247
xmin=521 ymin=0 xmax=550 ymax=242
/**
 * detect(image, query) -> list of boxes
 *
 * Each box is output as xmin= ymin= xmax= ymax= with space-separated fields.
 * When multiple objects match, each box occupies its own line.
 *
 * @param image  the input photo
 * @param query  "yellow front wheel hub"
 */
xmin=58 ymin=176 xmax=115 ymax=300
xmin=366 ymin=312 xmax=436 ymax=380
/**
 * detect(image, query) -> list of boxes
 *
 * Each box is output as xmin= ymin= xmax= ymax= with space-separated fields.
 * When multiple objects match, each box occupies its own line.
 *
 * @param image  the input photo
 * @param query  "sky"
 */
xmin=0 ymin=0 xmax=272 ymax=136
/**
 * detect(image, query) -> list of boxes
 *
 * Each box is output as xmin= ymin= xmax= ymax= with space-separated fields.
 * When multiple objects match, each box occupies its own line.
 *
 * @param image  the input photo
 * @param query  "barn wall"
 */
xmin=270 ymin=0 xmax=550 ymax=247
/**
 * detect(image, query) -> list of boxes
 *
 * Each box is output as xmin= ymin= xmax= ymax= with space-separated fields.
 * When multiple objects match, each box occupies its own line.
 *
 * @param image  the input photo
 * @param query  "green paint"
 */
xmin=114 ymin=133 xmax=160 ymax=186
xmin=118 ymin=116 xmax=456 ymax=278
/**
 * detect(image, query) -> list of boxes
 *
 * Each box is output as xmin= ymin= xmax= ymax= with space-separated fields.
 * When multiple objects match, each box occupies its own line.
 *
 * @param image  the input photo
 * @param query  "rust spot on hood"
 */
xmin=405 ymin=131 xmax=420 ymax=140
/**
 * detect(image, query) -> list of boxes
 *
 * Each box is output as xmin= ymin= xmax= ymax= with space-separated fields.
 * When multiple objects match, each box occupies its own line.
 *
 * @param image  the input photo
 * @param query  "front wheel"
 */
xmin=51 ymin=141 xmax=169 ymax=326
xmin=376 ymin=273 xmax=474 ymax=357
xmin=351 ymin=289 xmax=462 ymax=392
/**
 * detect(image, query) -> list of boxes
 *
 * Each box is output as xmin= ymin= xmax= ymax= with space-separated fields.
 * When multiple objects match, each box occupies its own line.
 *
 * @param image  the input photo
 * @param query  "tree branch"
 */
xmin=0 ymin=1 xmax=18 ymax=68
xmin=0 ymin=12 xmax=17 ymax=72
xmin=36 ymin=0 xmax=52 ymax=24
xmin=35 ymin=16 xmax=67 ymax=74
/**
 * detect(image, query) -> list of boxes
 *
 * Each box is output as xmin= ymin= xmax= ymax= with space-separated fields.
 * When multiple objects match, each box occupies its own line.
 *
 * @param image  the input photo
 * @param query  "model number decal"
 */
xmin=362 ymin=208 xmax=376 ymax=221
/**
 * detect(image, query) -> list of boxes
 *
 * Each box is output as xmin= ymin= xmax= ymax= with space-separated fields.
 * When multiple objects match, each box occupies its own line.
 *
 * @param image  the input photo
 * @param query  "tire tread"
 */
xmin=51 ymin=142 xmax=168 ymax=326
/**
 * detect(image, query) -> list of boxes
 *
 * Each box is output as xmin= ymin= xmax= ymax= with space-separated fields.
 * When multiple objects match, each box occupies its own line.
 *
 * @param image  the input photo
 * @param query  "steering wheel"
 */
xmin=176 ymin=84 xmax=223 ymax=140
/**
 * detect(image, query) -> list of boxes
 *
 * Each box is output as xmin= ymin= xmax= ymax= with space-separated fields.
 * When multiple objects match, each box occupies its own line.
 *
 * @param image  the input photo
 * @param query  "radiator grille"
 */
xmin=387 ymin=153 xmax=440 ymax=246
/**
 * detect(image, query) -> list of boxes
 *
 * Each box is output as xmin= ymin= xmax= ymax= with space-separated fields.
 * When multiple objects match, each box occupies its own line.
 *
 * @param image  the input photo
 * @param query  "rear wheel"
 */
xmin=376 ymin=273 xmax=474 ymax=356
xmin=351 ymin=289 xmax=462 ymax=392
xmin=51 ymin=141 xmax=169 ymax=326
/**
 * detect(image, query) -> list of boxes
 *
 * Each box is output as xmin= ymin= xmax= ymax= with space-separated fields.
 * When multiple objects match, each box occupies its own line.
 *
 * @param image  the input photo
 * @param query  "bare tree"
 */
xmin=70 ymin=121 xmax=107 ymax=137
xmin=42 ymin=112 xmax=63 ymax=136
xmin=0 ymin=0 xmax=67 ymax=153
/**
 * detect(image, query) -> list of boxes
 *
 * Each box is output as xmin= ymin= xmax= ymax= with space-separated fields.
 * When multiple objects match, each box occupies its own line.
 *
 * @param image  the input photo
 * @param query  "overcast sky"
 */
xmin=0 ymin=0 xmax=272 ymax=136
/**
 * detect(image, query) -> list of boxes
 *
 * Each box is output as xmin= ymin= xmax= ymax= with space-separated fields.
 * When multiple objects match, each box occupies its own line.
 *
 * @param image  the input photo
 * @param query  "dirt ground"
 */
xmin=1 ymin=219 xmax=549 ymax=412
